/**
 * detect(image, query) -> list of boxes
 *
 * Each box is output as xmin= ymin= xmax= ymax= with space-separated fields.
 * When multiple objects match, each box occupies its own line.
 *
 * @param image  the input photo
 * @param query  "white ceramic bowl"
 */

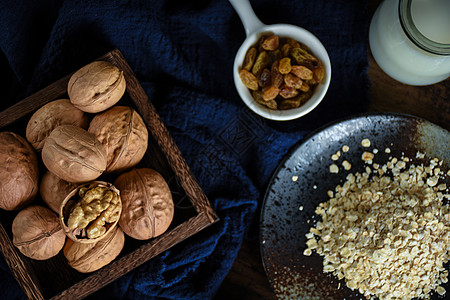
xmin=230 ymin=0 xmax=331 ymax=121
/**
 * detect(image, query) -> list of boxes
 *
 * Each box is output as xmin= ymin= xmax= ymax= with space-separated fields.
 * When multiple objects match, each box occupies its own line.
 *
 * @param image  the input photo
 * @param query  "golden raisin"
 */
xmin=269 ymin=49 xmax=283 ymax=62
xmin=290 ymin=47 xmax=318 ymax=67
xmin=284 ymin=73 xmax=303 ymax=89
xmin=286 ymin=38 xmax=301 ymax=48
xmin=278 ymin=57 xmax=292 ymax=74
xmin=239 ymin=69 xmax=259 ymax=90
xmin=251 ymin=51 xmax=269 ymax=77
xmin=262 ymin=86 xmax=280 ymax=101
xmin=312 ymin=61 xmax=325 ymax=84
xmin=279 ymin=85 xmax=299 ymax=99
xmin=262 ymin=35 xmax=279 ymax=51
xmin=299 ymin=81 xmax=310 ymax=92
xmin=280 ymin=98 xmax=301 ymax=110
xmin=281 ymin=43 xmax=292 ymax=57
xmin=252 ymin=90 xmax=265 ymax=105
xmin=291 ymin=65 xmax=313 ymax=80
xmin=265 ymin=99 xmax=278 ymax=110
xmin=242 ymin=47 xmax=257 ymax=71
xmin=252 ymin=91 xmax=277 ymax=109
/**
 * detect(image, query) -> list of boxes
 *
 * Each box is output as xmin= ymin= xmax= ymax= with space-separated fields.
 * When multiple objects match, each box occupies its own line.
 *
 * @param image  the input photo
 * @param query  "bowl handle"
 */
xmin=229 ymin=0 xmax=265 ymax=37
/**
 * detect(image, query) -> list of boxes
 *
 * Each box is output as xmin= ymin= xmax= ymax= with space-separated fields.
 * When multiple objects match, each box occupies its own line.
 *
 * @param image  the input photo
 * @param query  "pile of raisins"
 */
xmin=239 ymin=34 xmax=325 ymax=110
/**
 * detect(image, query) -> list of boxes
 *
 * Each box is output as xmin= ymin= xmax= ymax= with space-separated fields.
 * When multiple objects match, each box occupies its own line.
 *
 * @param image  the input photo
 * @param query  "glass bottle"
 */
xmin=369 ymin=0 xmax=450 ymax=86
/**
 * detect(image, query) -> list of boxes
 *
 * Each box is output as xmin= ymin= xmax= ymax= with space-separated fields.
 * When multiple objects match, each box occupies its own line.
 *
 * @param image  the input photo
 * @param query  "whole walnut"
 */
xmin=88 ymin=106 xmax=148 ymax=173
xmin=114 ymin=168 xmax=174 ymax=240
xmin=42 ymin=125 xmax=107 ymax=183
xmin=63 ymin=226 xmax=124 ymax=273
xmin=60 ymin=181 xmax=122 ymax=244
xmin=0 ymin=132 xmax=39 ymax=211
xmin=26 ymin=99 xmax=89 ymax=151
xmin=40 ymin=170 xmax=76 ymax=213
xmin=68 ymin=61 xmax=126 ymax=113
xmin=12 ymin=205 xmax=66 ymax=260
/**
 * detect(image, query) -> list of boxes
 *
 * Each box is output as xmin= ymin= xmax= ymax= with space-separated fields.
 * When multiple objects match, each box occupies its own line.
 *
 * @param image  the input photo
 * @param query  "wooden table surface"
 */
xmin=214 ymin=1 xmax=450 ymax=299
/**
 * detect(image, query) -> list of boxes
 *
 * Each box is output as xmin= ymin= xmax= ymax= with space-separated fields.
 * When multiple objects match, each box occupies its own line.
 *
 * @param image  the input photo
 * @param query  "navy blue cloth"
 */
xmin=0 ymin=0 xmax=370 ymax=299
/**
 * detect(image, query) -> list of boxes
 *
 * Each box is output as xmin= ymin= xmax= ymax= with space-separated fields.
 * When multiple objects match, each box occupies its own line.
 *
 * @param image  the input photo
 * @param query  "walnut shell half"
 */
xmin=88 ymin=106 xmax=148 ymax=173
xmin=114 ymin=168 xmax=174 ymax=240
xmin=68 ymin=61 xmax=126 ymax=113
xmin=12 ymin=205 xmax=66 ymax=260
xmin=26 ymin=99 xmax=89 ymax=152
xmin=0 ymin=132 xmax=39 ymax=211
xmin=60 ymin=181 xmax=122 ymax=244
xmin=42 ymin=125 xmax=107 ymax=183
xmin=63 ymin=226 xmax=124 ymax=273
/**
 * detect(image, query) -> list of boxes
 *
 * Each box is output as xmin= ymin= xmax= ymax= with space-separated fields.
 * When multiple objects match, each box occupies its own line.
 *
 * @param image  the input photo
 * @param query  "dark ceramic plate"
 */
xmin=260 ymin=112 xmax=449 ymax=299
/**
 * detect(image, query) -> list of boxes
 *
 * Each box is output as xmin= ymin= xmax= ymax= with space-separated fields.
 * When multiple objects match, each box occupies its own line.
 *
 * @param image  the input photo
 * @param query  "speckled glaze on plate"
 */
xmin=260 ymin=112 xmax=449 ymax=299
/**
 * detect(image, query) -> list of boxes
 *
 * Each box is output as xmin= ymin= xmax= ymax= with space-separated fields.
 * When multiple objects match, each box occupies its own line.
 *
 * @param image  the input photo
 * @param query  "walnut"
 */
xmin=41 ymin=125 xmax=107 ymax=183
xmin=40 ymin=170 xmax=76 ymax=213
xmin=114 ymin=168 xmax=174 ymax=240
xmin=88 ymin=106 xmax=148 ymax=173
xmin=67 ymin=61 xmax=126 ymax=113
xmin=60 ymin=181 xmax=121 ymax=243
xmin=12 ymin=205 xmax=66 ymax=260
xmin=0 ymin=132 xmax=39 ymax=211
xmin=26 ymin=99 xmax=89 ymax=152
xmin=63 ymin=226 xmax=124 ymax=273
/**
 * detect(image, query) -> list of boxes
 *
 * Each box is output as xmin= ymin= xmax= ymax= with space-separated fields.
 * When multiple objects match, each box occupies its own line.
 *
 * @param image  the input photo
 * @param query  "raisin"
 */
xmin=258 ymin=68 xmax=271 ymax=88
xmin=279 ymin=85 xmax=299 ymax=99
xmin=284 ymin=73 xmax=303 ymax=89
xmin=290 ymin=47 xmax=318 ymax=67
xmin=271 ymin=60 xmax=284 ymax=88
xmin=269 ymin=49 xmax=283 ymax=63
xmin=279 ymin=98 xmax=301 ymax=110
xmin=291 ymin=65 xmax=313 ymax=80
xmin=312 ymin=61 xmax=325 ymax=84
xmin=296 ymin=89 xmax=313 ymax=103
xmin=286 ymin=38 xmax=301 ymax=49
xmin=281 ymin=43 xmax=292 ymax=57
xmin=251 ymin=51 xmax=269 ymax=77
xmin=253 ymin=90 xmax=277 ymax=110
xmin=262 ymin=35 xmax=279 ymax=51
xmin=299 ymin=81 xmax=310 ymax=92
xmin=265 ymin=99 xmax=278 ymax=110
xmin=278 ymin=57 xmax=292 ymax=74
xmin=262 ymin=86 xmax=280 ymax=101
xmin=242 ymin=47 xmax=257 ymax=71
xmin=239 ymin=69 xmax=259 ymax=90
xmin=279 ymin=90 xmax=312 ymax=109
xmin=252 ymin=90 xmax=266 ymax=105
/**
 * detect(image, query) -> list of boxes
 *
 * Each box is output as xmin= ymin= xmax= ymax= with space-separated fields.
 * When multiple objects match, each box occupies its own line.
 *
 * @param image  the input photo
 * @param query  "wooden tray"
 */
xmin=0 ymin=49 xmax=219 ymax=300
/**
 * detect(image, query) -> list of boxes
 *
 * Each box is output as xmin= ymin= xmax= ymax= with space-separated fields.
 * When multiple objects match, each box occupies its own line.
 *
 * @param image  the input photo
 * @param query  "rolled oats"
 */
xmin=304 ymin=141 xmax=449 ymax=300
xmin=361 ymin=138 xmax=371 ymax=147
xmin=329 ymin=164 xmax=339 ymax=174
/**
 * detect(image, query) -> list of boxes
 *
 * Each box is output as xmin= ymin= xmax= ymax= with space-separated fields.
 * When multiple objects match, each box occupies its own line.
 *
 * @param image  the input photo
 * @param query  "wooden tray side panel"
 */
xmin=52 ymin=212 xmax=214 ymax=300
xmin=0 ymin=75 xmax=71 ymax=129
xmin=0 ymin=225 xmax=45 ymax=300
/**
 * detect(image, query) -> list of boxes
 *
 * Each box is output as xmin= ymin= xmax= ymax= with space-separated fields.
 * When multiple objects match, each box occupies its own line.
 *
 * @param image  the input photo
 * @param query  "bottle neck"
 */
xmin=399 ymin=0 xmax=450 ymax=56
